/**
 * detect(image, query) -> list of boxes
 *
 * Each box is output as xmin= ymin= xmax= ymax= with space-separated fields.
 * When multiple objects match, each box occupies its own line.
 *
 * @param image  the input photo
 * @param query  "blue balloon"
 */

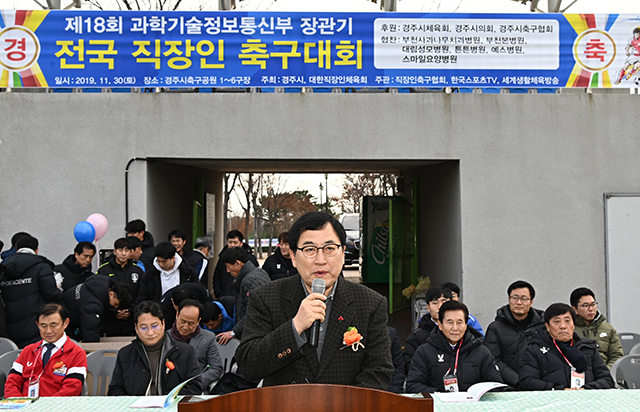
xmin=74 ymin=221 xmax=96 ymax=243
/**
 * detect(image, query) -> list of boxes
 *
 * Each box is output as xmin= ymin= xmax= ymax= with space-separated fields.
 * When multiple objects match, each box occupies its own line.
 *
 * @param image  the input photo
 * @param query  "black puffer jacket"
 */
xmin=406 ymin=327 xmax=503 ymax=393
xmin=60 ymin=275 xmax=115 ymax=342
xmin=484 ymin=305 xmax=545 ymax=387
xmin=54 ymin=254 xmax=95 ymax=292
xmin=108 ymin=333 xmax=202 ymax=396
xmin=139 ymin=232 xmax=156 ymax=273
xmin=97 ymin=256 xmax=145 ymax=308
xmin=262 ymin=248 xmax=297 ymax=281
xmin=403 ymin=314 xmax=438 ymax=374
xmin=518 ymin=329 xmax=614 ymax=390
xmin=0 ymin=251 xmax=61 ymax=348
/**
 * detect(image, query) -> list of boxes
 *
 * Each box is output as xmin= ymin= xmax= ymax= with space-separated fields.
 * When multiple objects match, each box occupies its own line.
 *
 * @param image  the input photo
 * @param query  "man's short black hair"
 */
xmin=134 ymin=300 xmax=164 ymax=324
xmin=226 ymin=230 xmax=244 ymax=242
xmin=425 ymin=286 xmax=452 ymax=304
xmin=544 ymin=303 xmax=576 ymax=324
xmin=570 ymin=287 xmax=595 ymax=308
xmin=168 ymin=229 xmax=187 ymax=241
xmin=172 ymin=285 xmax=197 ymax=307
xmin=74 ymin=241 xmax=96 ymax=255
xmin=114 ymin=237 xmax=131 ymax=250
xmin=634 ymin=27 xmax=640 ymax=35
xmin=11 ymin=232 xmax=31 ymax=247
xmin=178 ymin=299 xmax=202 ymax=317
xmin=288 ymin=212 xmax=346 ymax=253
xmin=16 ymin=234 xmax=38 ymax=251
xmin=39 ymin=303 xmax=68 ymax=321
xmin=441 ymin=282 xmax=460 ymax=296
xmin=201 ymin=302 xmax=222 ymax=323
xmin=507 ymin=280 xmax=536 ymax=300
xmin=155 ymin=242 xmax=176 ymax=259
xmin=125 ymin=219 xmax=146 ymax=233
xmin=126 ymin=236 xmax=143 ymax=249
xmin=110 ymin=282 xmax=132 ymax=309
xmin=438 ymin=300 xmax=469 ymax=323
xmin=222 ymin=247 xmax=248 ymax=264
xmin=278 ymin=232 xmax=290 ymax=244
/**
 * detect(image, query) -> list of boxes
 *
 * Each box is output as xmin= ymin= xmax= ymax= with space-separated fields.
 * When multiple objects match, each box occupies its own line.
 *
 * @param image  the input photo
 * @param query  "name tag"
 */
xmin=571 ymin=368 xmax=585 ymax=389
xmin=443 ymin=374 xmax=459 ymax=392
xmin=28 ymin=379 xmax=39 ymax=398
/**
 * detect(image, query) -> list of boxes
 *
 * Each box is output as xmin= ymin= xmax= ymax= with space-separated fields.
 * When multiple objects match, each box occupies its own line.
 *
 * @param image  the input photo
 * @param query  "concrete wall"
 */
xmin=1 ymin=91 xmax=638 ymax=328
xmin=412 ymin=162 xmax=462 ymax=292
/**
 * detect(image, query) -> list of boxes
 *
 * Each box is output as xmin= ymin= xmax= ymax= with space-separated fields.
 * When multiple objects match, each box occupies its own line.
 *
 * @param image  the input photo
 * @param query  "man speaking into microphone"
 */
xmin=236 ymin=212 xmax=393 ymax=390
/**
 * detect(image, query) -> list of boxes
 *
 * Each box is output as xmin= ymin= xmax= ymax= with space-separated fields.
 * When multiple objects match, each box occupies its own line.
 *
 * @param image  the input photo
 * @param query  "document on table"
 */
xmin=0 ymin=399 xmax=35 ymax=409
xmin=130 ymin=374 xmax=200 ymax=408
xmin=432 ymin=382 xmax=507 ymax=402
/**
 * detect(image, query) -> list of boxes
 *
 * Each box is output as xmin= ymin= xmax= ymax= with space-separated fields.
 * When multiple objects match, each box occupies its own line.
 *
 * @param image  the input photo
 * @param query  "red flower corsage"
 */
xmin=341 ymin=327 xmax=365 ymax=351
xmin=165 ymin=359 xmax=175 ymax=374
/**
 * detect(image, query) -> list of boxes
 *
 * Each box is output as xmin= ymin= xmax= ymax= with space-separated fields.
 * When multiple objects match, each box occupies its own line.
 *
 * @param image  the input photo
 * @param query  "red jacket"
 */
xmin=5 ymin=335 xmax=87 ymax=397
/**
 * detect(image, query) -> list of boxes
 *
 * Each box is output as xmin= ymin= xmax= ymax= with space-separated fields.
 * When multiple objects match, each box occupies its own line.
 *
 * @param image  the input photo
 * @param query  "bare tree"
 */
xmin=334 ymin=173 xmax=397 ymax=214
xmin=223 ymin=173 xmax=238 ymax=236
xmin=258 ymin=174 xmax=297 ymax=254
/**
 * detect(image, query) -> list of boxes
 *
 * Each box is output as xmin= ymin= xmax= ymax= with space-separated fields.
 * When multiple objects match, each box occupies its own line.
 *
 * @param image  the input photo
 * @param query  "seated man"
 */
xmin=5 ymin=303 xmax=87 ymax=397
xmin=519 ymin=303 xmax=615 ymax=390
xmin=571 ymin=287 xmax=623 ymax=369
xmin=485 ymin=280 xmax=545 ymax=388
xmin=201 ymin=301 xmax=235 ymax=334
xmin=108 ymin=301 xmax=202 ymax=396
xmin=403 ymin=286 xmax=452 ymax=373
xmin=160 ymin=283 xmax=212 ymax=330
xmin=406 ymin=300 xmax=502 ymax=393
xmin=60 ymin=276 xmax=132 ymax=342
xmin=442 ymin=282 xmax=484 ymax=336
xmin=168 ymin=299 xmax=223 ymax=390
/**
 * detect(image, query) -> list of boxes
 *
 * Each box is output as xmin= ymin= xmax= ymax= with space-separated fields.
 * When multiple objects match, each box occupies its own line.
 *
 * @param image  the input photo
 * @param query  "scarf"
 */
xmin=171 ymin=322 xmax=201 ymax=344
xmin=556 ymin=339 xmax=589 ymax=373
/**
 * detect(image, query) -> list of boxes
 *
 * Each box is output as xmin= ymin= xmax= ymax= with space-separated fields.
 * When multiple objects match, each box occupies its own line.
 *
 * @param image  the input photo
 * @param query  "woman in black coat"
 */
xmin=518 ymin=303 xmax=614 ymax=391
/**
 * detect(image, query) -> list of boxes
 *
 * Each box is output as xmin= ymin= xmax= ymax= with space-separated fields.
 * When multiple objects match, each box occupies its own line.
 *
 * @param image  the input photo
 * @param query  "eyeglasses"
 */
xmin=138 ymin=323 xmax=162 ymax=334
xmin=298 ymin=244 xmax=343 ymax=259
xmin=577 ymin=302 xmax=598 ymax=310
xmin=509 ymin=296 xmax=531 ymax=303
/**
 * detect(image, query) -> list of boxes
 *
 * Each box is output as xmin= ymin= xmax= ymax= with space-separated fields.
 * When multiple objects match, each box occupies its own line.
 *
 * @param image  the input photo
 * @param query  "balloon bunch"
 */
xmin=73 ymin=213 xmax=109 ymax=243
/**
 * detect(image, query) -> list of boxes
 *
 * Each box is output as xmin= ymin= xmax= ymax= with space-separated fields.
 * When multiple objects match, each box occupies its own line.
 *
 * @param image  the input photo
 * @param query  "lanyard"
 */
xmin=446 ymin=339 xmax=463 ymax=375
xmin=552 ymin=338 xmax=574 ymax=368
xmin=28 ymin=344 xmax=46 ymax=384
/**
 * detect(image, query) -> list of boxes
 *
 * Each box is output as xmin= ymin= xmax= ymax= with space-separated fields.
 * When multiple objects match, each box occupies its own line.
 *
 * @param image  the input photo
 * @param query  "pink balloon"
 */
xmin=86 ymin=213 xmax=109 ymax=241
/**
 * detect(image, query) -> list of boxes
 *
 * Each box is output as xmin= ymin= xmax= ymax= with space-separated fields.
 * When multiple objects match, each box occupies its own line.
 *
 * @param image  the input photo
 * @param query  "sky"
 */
xmin=4 ymin=0 xmax=640 ymax=13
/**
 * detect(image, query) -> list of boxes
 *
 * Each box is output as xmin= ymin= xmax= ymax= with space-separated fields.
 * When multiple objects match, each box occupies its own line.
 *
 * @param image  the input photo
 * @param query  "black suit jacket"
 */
xmin=236 ymin=274 xmax=393 ymax=390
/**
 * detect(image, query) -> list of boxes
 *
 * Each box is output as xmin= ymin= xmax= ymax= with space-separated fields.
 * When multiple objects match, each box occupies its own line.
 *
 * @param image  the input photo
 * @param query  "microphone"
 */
xmin=309 ymin=278 xmax=326 ymax=348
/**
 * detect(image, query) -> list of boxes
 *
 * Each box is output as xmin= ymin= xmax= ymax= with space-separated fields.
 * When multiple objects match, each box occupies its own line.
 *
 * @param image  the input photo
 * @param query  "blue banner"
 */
xmin=1 ymin=10 xmax=639 ymax=88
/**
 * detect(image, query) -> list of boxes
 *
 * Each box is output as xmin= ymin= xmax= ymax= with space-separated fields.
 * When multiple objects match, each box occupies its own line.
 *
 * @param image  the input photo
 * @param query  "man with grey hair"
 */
xmin=185 ymin=237 xmax=213 ymax=289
